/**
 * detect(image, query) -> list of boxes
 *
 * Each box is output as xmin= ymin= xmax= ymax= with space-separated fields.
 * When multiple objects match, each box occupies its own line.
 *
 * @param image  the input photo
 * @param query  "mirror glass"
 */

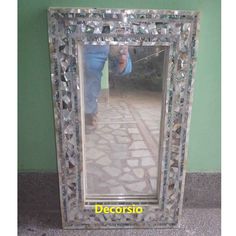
xmin=80 ymin=45 xmax=166 ymax=199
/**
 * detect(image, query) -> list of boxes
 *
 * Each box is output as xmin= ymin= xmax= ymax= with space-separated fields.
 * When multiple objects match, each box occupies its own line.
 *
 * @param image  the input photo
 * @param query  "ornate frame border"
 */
xmin=47 ymin=8 xmax=199 ymax=229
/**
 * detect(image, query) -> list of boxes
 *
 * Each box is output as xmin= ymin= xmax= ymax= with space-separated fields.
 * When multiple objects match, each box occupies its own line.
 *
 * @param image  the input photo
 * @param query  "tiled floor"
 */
xmin=86 ymin=86 xmax=162 ymax=196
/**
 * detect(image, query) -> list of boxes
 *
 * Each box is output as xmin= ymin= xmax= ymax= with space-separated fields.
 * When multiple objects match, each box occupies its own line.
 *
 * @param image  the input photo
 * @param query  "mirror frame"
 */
xmin=48 ymin=7 xmax=199 ymax=229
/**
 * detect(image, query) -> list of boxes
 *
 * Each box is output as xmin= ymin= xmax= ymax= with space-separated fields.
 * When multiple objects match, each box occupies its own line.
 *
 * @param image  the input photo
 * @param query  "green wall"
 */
xmin=18 ymin=0 xmax=221 ymax=172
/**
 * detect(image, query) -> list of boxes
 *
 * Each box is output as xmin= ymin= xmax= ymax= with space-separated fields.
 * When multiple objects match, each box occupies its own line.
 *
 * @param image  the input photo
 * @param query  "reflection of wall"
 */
xmin=128 ymin=46 xmax=164 ymax=91
xmin=101 ymin=61 xmax=109 ymax=90
xmin=18 ymin=0 xmax=220 ymax=172
xmin=100 ymin=61 xmax=109 ymax=103
xmin=108 ymin=46 xmax=164 ymax=91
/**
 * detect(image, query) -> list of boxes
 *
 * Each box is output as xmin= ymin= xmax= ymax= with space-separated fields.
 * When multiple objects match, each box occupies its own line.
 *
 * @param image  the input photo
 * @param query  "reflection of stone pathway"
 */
xmin=85 ymin=89 xmax=162 ymax=197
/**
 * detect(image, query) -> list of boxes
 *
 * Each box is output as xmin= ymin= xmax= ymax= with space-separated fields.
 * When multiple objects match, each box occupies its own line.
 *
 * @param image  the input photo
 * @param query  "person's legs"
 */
xmin=84 ymin=75 xmax=101 ymax=114
xmin=83 ymin=45 xmax=109 ymax=126
xmin=84 ymin=74 xmax=101 ymax=126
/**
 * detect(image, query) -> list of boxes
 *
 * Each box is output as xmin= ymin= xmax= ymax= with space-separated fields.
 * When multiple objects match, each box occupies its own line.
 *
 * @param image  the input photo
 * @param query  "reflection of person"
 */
xmin=83 ymin=45 xmax=132 ymax=126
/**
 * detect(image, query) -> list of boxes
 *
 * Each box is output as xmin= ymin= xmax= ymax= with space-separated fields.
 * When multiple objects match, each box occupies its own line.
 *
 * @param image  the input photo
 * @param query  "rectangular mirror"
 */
xmin=48 ymin=7 xmax=199 ymax=229
xmin=81 ymin=45 xmax=167 ymax=200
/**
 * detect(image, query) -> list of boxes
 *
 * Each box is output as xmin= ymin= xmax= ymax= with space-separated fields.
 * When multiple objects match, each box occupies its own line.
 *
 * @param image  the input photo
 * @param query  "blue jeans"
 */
xmin=83 ymin=45 xmax=132 ymax=114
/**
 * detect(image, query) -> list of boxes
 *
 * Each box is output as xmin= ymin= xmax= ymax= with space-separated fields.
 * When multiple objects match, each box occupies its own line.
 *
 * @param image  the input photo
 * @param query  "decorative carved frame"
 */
xmin=47 ymin=8 xmax=199 ymax=229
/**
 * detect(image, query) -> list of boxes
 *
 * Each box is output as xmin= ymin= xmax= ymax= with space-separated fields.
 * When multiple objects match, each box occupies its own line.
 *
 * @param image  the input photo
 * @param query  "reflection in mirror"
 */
xmin=81 ymin=45 xmax=166 ymax=199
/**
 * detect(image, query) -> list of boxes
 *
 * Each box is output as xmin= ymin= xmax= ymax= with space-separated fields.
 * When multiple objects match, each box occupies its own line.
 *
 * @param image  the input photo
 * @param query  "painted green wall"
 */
xmin=18 ymin=0 xmax=221 ymax=172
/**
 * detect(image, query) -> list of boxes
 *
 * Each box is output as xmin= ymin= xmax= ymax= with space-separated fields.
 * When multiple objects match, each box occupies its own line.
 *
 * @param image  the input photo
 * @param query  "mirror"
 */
xmin=81 ymin=45 xmax=167 ymax=199
xmin=48 ymin=7 xmax=199 ymax=229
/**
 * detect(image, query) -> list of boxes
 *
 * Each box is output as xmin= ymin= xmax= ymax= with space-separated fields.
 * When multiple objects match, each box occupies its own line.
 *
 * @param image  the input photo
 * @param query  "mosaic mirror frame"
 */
xmin=48 ymin=7 xmax=199 ymax=229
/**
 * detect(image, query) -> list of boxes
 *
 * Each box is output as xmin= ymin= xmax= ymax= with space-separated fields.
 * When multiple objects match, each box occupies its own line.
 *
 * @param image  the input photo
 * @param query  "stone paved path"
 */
xmin=85 ymin=88 xmax=162 ymax=197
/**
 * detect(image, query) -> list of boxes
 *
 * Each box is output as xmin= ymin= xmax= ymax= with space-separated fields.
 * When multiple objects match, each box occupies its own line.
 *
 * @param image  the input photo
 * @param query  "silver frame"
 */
xmin=48 ymin=7 xmax=199 ymax=229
